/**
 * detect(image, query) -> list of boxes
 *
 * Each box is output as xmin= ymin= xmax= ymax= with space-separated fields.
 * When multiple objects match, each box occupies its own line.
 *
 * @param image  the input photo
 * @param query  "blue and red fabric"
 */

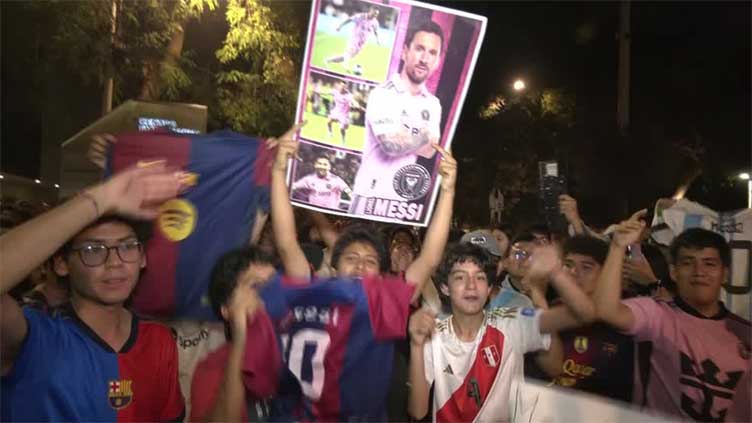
xmin=107 ymin=130 xmax=274 ymax=320
xmin=1 ymin=306 xmax=184 ymax=421
xmin=256 ymin=274 xmax=415 ymax=421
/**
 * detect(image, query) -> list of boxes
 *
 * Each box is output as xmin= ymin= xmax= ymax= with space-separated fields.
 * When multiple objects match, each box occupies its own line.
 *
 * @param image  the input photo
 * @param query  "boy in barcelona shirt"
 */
xmin=408 ymin=243 xmax=596 ymax=422
xmin=594 ymin=211 xmax=751 ymax=422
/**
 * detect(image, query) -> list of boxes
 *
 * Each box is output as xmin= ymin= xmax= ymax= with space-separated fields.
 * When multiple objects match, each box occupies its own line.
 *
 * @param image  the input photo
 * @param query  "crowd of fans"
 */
xmin=0 ymin=124 xmax=749 ymax=422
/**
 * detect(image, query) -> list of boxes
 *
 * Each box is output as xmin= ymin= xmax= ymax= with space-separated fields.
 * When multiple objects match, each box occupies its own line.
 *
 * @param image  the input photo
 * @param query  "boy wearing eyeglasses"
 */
xmin=0 ymin=165 xmax=186 ymax=421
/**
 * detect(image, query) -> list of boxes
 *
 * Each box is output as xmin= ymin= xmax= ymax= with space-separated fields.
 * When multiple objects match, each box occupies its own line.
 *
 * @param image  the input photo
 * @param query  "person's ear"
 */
xmin=53 ymin=254 xmax=70 ymax=277
xmin=440 ymin=283 xmax=450 ymax=297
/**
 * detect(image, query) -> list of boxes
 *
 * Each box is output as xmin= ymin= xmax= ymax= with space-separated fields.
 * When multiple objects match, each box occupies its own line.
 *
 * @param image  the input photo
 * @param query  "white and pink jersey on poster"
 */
xmin=292 ymin=172 xmax=350 ymax=209
xmin=351 ymin=74 xmax=441 ymax=207
xmin=347 ymin=14 xmax=379 ymax=57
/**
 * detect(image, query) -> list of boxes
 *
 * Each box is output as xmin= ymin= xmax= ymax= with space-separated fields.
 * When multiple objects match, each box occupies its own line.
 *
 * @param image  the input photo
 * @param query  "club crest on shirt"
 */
xmin=421 ymin=109 xmax=430 ymax=121
xmin=574 ymin=336 xmax=589 ymax=354
xmin=481 ymin=345 xmax=500 ymax=368
xmin=108 ymin=379 xmax=133 ymax=410
xmin=393 ymin=164 xmax=430 ymax=201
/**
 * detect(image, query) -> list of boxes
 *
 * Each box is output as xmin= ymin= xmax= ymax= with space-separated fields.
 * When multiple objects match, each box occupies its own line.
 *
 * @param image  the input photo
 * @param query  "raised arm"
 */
xmin=269 ymin=123 xmax=310 ymax=279
xmin=404 ymin=145 xmax=456 ymax=302
xmin=525 ymin=245 xmax=596 ymax=333
xmin=1 ymin=164 xmax=184 ymax=367
xmin=199 ymin=287 xmax=262 ymax=422
xmin=593 ymin=210 xmax=647 ymax=332
xmin=407 ymin=308 xmax=435 ymax=421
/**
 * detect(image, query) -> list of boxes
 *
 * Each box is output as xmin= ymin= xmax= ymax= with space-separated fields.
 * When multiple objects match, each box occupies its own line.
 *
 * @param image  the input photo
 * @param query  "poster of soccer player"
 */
xmin=291 ymin=142 xmax=361 ymax=211
xmin=310 ymin=0 xmax=399 ymax=82
xmin=293 ymin=0 xmax=487 ymax=226
xmin=300 ymin=71 xmax=375 ymax=150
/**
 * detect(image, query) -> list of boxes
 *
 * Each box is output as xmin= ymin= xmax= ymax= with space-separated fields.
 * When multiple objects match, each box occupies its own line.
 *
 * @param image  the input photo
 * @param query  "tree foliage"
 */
xmin=214 ymin=0 xmax=303 ymax=136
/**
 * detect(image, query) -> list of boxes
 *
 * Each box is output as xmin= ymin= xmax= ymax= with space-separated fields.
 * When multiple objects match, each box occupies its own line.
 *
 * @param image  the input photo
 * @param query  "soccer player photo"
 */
xmin=309 ymin=0 xmax=399 ymax=82
xmin=294 ymin=0 xmax=487 ymax=226
xmin=300 ymin=72 xmax=374 ymax=150
xmin=291 ymin=142 xmax=360 ymax=211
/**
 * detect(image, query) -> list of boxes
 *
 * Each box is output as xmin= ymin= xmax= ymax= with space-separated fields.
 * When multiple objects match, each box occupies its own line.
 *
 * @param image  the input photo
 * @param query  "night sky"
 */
xmin=2 ymin=1 xmax=749 ymax=222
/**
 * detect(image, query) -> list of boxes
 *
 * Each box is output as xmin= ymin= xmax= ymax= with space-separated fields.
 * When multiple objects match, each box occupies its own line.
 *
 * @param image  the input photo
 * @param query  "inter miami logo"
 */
xmin=158 ymin=199 xmax=197 ymax=242
xmin=108 ymin=379 xmax=133 ymax=410
xmin=393 ymin=164 xmax=430 ymax=201
xmin=679 ymin=352 xmax=743 ymax=421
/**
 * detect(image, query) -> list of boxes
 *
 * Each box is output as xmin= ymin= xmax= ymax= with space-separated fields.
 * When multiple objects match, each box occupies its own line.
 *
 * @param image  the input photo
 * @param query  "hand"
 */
xmin=270 ymin=122 xmax=305 ymax=172
xmin=433 ymin=144 xmax=457 ymax=192
xmin=226 ymin=285 xmax=264 ymax=341
xmin=408 ymin=308 xmax=436 ymax=347
xmin=90 ymin=161 xmax=186 ymax=219
xmin=623 ymin=255 xmax=658 ymax=286
xmin=558 ymin=194 xmax=582 ymax=227
xmin=523 ymin=244 xmax=561 ymax=293
xmin=87 ymin=134 xmax=117 ymax=170
xmin=390 ymin=244 xmax=415 ymax=273
xmin=612 ymin=209 xmax=647 ymax=248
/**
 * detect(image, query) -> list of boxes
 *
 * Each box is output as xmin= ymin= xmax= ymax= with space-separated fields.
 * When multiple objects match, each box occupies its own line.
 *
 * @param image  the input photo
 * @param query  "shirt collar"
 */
xmin=389 ymin=73 xmax=430 ymax=98
xmin=673 ymin=296 xmax=728 ymax=320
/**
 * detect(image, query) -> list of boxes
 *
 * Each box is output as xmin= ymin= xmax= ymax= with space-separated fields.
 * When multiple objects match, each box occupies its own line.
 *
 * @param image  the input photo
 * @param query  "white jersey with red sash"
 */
xmin=423 ymin=307 xmax=551 ymax=422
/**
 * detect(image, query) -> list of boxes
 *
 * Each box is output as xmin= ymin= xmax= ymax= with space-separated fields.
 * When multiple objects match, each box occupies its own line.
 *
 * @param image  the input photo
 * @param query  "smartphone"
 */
xmin=538 ymin=161 xmax=567 ymax=233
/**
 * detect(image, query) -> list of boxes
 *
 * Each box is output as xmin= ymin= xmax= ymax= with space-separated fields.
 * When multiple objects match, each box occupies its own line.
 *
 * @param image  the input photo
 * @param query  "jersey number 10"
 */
xmin=281 ymin=329 xmax=332 ymax=400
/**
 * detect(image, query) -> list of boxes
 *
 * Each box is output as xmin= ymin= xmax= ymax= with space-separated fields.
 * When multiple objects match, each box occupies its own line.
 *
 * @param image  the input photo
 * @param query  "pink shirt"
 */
xmin=292 ymin=172 xmax=349 ymax=209
xmin=624 ymin=297 xmax=751 ymax=421
xmin=352 ymin=14 xmax=378 ymax=44
xmin=352 ymin=74 xmax=441 ymax=202
xmin=329 ymin=90 xmax=353 ymax=120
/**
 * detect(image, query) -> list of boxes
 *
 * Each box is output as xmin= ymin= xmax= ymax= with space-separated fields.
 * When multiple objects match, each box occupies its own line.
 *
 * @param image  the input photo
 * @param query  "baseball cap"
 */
xmin=460 ymin=230 xmax=501 ymax=257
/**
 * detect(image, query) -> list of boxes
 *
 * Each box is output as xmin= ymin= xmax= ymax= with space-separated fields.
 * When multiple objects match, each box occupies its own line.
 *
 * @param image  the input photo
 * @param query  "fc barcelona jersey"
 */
xmin=1 ymin=306 xmax=184 ymax=421
xmin=257 ymin=274 xmax=415 ymax=421
xmin=107 ymin=130 xmax=274 ymax=320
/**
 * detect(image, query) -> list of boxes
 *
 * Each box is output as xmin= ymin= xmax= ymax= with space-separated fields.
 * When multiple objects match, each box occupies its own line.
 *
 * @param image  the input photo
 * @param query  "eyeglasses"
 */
xmin=511 ymin=249 xmax=530 ymax=261
xmin=69 ymin=240 xmax=143 ymax=267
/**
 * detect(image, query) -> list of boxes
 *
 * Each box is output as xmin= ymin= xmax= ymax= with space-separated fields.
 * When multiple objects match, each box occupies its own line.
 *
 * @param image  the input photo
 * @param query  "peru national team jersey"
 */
xmin=423 ymin=307 xmax=551 ymax=423
xmin=352 ymin=74 xmax=442 ymax=203
xmin=1 ymin=307 xmax=184 ymax=422
xmin=624 ymin=297 xmax=751 ymax=421
xmin=257 ymin=273 xmax=415 ymax=421
xmin=292 ymin=173 xmax=350 ymax=209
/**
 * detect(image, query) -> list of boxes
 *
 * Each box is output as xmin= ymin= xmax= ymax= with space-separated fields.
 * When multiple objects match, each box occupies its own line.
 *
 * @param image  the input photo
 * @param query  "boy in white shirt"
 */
xmin=408 ymin=243 xmax=595 ymax=422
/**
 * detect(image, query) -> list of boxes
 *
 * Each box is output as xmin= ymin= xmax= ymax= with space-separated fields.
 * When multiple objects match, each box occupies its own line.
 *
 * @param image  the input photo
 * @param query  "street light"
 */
xmin=740 ymin=172 xmax=751 ymax=208
xmin=513 ymin=79 xmax=526 ymax=91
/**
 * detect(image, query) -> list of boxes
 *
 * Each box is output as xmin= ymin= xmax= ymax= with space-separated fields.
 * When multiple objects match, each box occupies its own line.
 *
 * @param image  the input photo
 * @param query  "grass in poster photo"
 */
xmin=300 ymin=73 xmax=374 ymax=151
xmin=310 ymin=0 xmax=398 ymax=82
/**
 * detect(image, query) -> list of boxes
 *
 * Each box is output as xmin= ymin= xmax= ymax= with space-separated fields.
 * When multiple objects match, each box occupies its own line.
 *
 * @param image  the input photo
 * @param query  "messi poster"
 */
xmin=291 ymin=0 xmax=487 ymax=226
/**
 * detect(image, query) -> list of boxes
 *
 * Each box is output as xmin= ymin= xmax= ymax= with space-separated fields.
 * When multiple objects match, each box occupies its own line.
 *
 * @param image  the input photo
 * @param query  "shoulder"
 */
xmin=136 ymin=319 xmax=178 ymax=345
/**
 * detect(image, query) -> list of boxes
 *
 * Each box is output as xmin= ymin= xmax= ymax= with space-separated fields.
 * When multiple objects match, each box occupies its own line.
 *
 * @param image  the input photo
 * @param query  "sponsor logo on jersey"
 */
xmin=443 ymin=364 xmax=454 ymax=375
xmin=521 ymin=307 xmax=535 ymax=317
xmin=108 ymin=379 xmax=133 ymax=410
xmin=158 ymin=199 xmax=197 ymax=242
xmin=481 ymin=345 xmax=500 ymax=368
xmin=393 ymin=164 xmax=430 ymax=201
xmin=562 ymin=359 xmax=595 ymax=377
xmin=574 ymin=336 xmax=589 ymax=354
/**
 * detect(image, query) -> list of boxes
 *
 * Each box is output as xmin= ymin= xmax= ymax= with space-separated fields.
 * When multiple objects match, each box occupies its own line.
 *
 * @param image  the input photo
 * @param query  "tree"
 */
xmin=214 ymin=0 xmax=305 ymax=136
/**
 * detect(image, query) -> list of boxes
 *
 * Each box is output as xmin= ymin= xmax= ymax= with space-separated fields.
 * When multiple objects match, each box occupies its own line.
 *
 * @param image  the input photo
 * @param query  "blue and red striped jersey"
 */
xmin=257 ymin=274 xmax=415 ymax=421
xmin=1 ymin=306 xmax=184 ymax=421
xmin=107 ymin=130 xmax=274 ymax=320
